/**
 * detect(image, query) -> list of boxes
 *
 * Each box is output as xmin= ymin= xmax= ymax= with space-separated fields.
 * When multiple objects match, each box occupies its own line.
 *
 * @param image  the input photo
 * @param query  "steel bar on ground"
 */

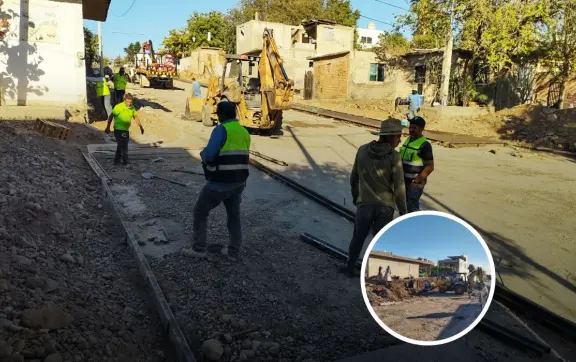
xmin=495 ymin=284 xmax=576 ymax=341
xmin=249 ymin=159 xmax=355 ymax=221
xmin=477 ymin=318 xmax=551 ymax=356
xmin=249 ymin=150 xmax=288 ymax=166
xmin=300 ymin=232 xmax=360 ymax=268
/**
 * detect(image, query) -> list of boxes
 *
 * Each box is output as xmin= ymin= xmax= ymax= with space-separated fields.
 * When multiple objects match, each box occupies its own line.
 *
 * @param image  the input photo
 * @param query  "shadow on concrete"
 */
xmin=423 ymin=193 xmax=576 ymax=314
xmin=406 ymin=312 xmax=454 ymax=319
xmin=436 ymin=303 xmax=480 ymax=340
xmin=134 ymin=96 xmax=173 ymax=112
xmin=0 ymin=0 xmax=48 ymax=106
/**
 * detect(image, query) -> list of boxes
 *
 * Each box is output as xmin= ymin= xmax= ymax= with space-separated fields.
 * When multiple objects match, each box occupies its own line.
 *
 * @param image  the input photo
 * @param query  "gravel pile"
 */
xmin=99 ymin=158 xmax=397 ymax=362
xmin=0 ymin=122 xmax=168 ymax=362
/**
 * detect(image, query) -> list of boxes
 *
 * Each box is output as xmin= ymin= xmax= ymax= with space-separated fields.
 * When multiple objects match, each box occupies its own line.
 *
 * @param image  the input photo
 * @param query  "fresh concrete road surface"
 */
xmin=107 ymin=80 xmax=576 ymax=323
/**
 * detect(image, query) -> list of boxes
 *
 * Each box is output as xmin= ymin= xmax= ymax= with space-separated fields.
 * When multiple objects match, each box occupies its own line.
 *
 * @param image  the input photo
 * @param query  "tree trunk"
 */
xmin=558 ymin=79 xmax=566 ymax=110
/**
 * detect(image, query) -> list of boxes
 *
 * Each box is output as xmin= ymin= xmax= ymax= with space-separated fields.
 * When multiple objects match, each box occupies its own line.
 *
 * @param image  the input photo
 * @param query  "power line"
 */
xmin=114 ymin=0 xmax=137 ymax=17
xmin=359 ymin=15 xmax=395 ymax=27
xmin=374 ymin=0 xmax=410 ymax=12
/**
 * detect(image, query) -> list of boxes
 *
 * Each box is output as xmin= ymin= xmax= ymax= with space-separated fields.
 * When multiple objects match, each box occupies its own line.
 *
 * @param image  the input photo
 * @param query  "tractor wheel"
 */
xmin=202 ymin=105 xmax=214 ymax=127
xmin=439 ymin=287 xmax=447 ymax=293
xmin=454 ymin=285 xmax=465 ymax=295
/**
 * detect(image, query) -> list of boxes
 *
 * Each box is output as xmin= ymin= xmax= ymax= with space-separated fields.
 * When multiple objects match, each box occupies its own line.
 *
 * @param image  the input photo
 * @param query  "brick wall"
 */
xmin=313 ymin=54 xmax=350 ymax=100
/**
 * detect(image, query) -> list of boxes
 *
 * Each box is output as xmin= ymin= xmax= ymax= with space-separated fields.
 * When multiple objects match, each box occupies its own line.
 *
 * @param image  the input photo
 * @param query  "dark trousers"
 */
xmin=114 ymin=89 xmax=126 ymax=106
xmin=192 ymin=184 xmax=245 ymax=256
xmin=114 ymin=130 xmax=129 ymax=164
xmin=347 ymin=204 xmax=395 ymax=269
xmin=405 ymin=181 xmax=425 ymax=213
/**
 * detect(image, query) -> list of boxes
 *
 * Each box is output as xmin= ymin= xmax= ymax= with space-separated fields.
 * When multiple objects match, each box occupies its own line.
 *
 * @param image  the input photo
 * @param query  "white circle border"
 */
xmin=360 ymin=210 xmax=497 ymax=346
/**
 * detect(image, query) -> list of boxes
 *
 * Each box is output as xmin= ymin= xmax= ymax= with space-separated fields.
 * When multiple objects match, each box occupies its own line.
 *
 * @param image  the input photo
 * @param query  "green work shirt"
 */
xmin=114 ymin=73 xmax=127 ymax=90
xmin=112 ymin=102 xmax=136 ymax=131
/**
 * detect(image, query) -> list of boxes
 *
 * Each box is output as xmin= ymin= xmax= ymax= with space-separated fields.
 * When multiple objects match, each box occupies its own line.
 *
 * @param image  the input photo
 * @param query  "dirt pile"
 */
xmin=0 ymin=122 xmax=167 ymax=361
xmin=366 ymin=282 xmax=411 ymax=305
xmin=474 ymin=104 xmax=576 ymax=151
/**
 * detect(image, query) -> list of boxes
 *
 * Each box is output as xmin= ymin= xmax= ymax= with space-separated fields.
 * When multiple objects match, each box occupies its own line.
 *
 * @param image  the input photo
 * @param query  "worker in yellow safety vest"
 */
xmin=399 ymin=116 xmax=435 ymax=212
xmin=87 ymin=74 xmax=112 ymax=122
xmin=112 ymin=67 xmax=128 ymax=106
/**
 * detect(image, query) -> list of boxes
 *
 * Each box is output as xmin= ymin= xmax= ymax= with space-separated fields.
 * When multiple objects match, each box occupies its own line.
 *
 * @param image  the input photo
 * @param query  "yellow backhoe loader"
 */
xmin=186 ymin=29 xmax=294 ymax=136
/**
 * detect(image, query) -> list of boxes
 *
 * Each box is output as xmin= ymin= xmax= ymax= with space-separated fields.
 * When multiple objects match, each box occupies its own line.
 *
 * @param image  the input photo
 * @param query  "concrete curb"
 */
xmin=81 ymin=151 xmax=197 ymax=362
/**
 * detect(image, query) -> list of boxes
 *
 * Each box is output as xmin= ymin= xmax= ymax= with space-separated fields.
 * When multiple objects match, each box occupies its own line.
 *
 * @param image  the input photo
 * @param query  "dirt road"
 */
xmin=372 ymin=293 xmax=481 ymax=341
xmin=90 ymin=80 xmax=576 ymax=324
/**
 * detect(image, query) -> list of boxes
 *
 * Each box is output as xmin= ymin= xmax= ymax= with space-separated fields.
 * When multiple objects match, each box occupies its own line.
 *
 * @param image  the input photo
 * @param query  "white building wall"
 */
xmin=0 ymin=0 xmax=87 ymax=108
xmin=356 ymin=27 xmax=385 ymax=49
xmin=236 ymin=20 xmax=295 ymax=55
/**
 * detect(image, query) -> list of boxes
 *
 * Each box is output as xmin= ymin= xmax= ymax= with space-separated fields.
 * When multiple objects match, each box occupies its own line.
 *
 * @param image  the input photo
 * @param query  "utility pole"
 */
xmin=97 ymin=21 xmax=103 ymax=75
xmin=439 ymin=0 xmax=455 ymax=106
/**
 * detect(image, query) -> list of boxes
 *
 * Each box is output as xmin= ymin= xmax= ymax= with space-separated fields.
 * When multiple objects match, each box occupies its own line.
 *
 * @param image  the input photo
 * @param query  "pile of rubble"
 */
xmin=476 ymin=104 xmax=576 ymax=151
xmin=366 ymin=282 xmax=411 ymax=305
xmin=0 ymin=122 xmax=167 ymax=361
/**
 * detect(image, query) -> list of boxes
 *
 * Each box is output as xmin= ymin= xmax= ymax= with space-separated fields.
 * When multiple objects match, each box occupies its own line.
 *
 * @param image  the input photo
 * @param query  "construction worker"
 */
xmin=191 ymin=77 xmax=202 ymax=98
xmin=400 ymin=116 xmax=434 ymax=213
xmin=112 ymin=67 xmax=128 ymax=106
xmin=182 ymin=101 xmax=251 ymax=261
xmin=408 ymin=90 xmax=421 ymax=120
xmin=342 ymin=118 xmax=408 ymax=277
xmin=87 ymin=75 xmax=112 ymax=121
xmin=104 ymin=93 xmax=144 ymax=165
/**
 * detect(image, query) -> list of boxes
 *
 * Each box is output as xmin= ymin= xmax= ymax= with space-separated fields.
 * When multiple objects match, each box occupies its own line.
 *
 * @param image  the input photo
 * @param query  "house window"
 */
xmin=360 ymin=37 xmax=373 ymax=44
xmin=415 ymin=65 xmax=426 ymax=84
xmin=370 ymin=64 xmax=385 ymax=82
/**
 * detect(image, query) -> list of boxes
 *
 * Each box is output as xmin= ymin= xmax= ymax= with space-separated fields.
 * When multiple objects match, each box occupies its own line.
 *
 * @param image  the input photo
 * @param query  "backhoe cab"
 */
xmin=201 ymin=29 xmax=294 ymax=135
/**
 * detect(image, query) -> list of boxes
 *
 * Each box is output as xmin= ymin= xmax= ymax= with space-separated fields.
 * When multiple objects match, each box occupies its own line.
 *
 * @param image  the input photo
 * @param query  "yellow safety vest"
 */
xmin=95 ymin=80 xmax=110 ymax=97
xmin=399 ymin=136 xmax=428 ymax=179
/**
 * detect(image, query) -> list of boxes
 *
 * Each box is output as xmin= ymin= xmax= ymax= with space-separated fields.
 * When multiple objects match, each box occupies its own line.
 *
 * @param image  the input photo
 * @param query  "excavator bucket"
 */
xmin=260 ymin=29 xmax=294 ymax=111
xmin=184 ymin=97 xmax=203 ymax=120
xmin=184 ymin=75 xmax=219 ymax=121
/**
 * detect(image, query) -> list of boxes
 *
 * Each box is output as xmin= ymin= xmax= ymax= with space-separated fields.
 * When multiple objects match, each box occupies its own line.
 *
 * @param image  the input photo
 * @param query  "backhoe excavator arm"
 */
xmin=259 ymin=29 xmax=294 ymax=111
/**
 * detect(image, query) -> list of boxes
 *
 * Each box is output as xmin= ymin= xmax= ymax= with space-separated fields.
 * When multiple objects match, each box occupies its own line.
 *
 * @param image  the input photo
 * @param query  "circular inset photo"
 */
xmin=361 ymin=211 xmax=495 ymax=346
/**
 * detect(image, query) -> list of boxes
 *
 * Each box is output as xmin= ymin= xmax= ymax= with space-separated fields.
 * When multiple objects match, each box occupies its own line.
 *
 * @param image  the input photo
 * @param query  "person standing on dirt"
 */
xmin=86 ymin=75 xmax=112 ymax=121
xmin=182 ymin=101 xmax=251 ymax=261
xmin=400 ymin=116 xmax=434 ymax=213
xmin=104 ymin=93 xmax=144 ymax=165
xmin=342 ymin=118 xmax=408 ymax=278
xmin=112 ymin=67 xmax=128 ymax=106
xmin=408 ymin=90 xmax=421 ymax=120
xmin=191 ymin=78 xmax=202 ymax=98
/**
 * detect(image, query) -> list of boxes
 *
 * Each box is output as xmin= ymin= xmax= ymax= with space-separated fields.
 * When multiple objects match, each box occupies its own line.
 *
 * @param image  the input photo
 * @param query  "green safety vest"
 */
xmin=204 ymin=120 xmax=251 ymax=183
xmin=114 ymin=74 xmax=127 ymax=90
xmin=399 ymin=136 xmax=428 ymax=179
xmin=95 ymin=80 xmax=110 ymax=97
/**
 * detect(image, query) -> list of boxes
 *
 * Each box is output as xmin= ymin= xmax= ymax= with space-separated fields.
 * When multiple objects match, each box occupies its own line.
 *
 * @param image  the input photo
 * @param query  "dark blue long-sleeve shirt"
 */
xmin=201 ymin=120 xmax=246 ymax=191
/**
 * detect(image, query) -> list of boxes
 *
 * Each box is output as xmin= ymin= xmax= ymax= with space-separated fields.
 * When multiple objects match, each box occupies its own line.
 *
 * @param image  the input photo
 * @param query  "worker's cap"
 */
xmin=216 ymin=101 xmax=237 ymax=118
xmin=409 ymin=116 xmax=426 ymax=129
xmin=370 ymin=118 xmax=403 ymax=136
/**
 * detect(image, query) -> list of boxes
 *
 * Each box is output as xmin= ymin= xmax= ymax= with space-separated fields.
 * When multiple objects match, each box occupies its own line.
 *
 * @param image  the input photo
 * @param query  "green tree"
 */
xmin=185 ymin=11 xmax=228 ymax=49
xmin=113 ymin=56 xmax=124 ymax=68
xmin=83 ymin=27 xmax=98 ymax=69
xmin=123 ymin=41 xmax=142 ymax=63
xmin=539 ymin=0 xmax=576 ymax=109
xmin=373 ymin=31 xmax=411 ymax=60
xmin=162 ymin=28 xmax=190 ymax=56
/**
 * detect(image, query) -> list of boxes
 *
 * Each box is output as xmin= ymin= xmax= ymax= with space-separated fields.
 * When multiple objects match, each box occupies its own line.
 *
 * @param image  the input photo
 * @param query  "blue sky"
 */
xmin=84 ymin=0 xmax=411 ymax=58
xmin=373 ymin=215 xmax=492 ymax=273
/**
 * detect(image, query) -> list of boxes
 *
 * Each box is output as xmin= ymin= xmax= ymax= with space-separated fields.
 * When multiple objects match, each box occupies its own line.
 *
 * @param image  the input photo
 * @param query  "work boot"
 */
xmin=181 ymin=247 xmax=207 ymax=258
xmin=221 ymin=247 xmax=240 ymax=262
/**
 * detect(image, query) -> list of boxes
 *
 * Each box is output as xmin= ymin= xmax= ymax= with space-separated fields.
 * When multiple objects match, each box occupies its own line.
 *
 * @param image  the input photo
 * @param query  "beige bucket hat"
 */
xmin=370 ymin=118 xmax=404 ymax=136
